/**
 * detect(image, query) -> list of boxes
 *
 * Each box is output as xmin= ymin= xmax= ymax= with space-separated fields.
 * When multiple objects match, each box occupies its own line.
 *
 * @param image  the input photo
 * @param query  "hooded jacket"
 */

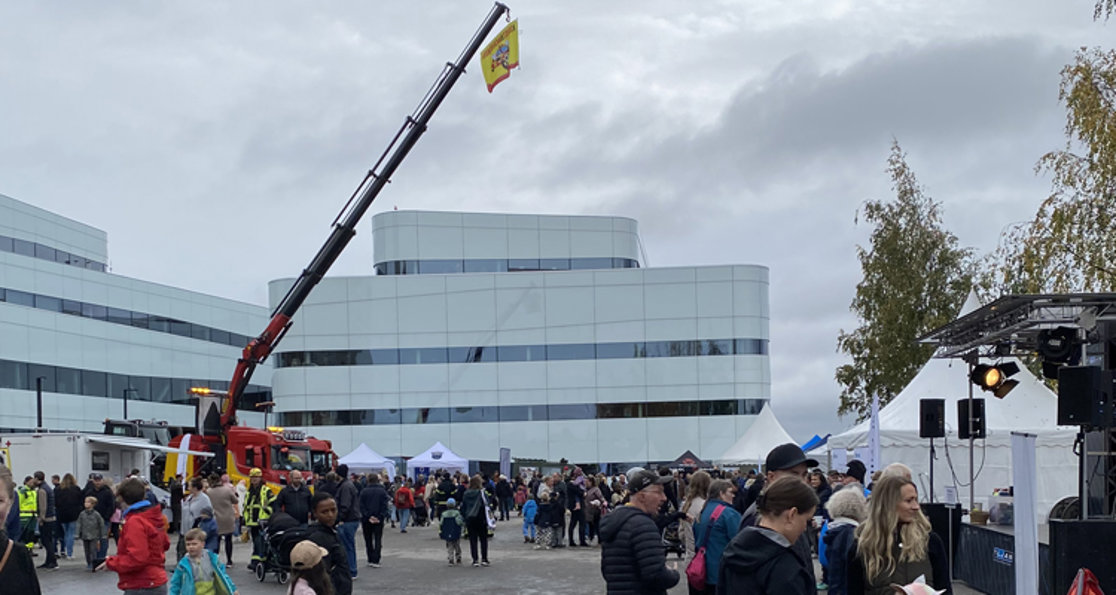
xmin=168 ymin=549 xmax=237 ymax=595
xmin=717 ymin=525 xmax=814 ymax=595
xmin=105 ymin=503 xmax=170 ymax=591
xmin=598 ymin=505 xmax=680 ymax=595
xmin=821 ymin=518 xmax=859 ymax=595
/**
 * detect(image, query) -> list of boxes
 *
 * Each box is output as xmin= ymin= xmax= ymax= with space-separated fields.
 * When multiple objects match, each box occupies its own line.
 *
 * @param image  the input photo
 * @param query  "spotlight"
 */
xmin=1038 ymin=326 xmax=1081 ymax=379
xmin=970 ymin=361 xmax=1021 ymax=399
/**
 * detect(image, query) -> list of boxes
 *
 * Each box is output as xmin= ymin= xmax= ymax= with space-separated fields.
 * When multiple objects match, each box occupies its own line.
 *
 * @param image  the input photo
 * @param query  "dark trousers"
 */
xmin=220 ymin=533 xmax=234 ymax=564
xmin=83 ymin=539 xmax=97 ymax=568
xmin=499 ymin=497 xmax=512 ymax=521
xmin=467 ymin=521 xmax=488 ymax=563
xmin=250 ymin=526 xmax=266 ymax=564
xmin=40 ymin=520 xmax=57 ymax=565
xmin=568 ymin=508 xmax=587 ymax=545
xmin=361 ymin=519 xmax=383 ymax=564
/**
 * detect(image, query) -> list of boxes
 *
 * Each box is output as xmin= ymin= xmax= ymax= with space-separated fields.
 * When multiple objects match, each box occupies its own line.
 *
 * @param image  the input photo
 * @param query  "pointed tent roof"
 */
xmin=406 ymin=441 xmax=469 ymax=478
xmin=719 ymin=403 xmax=797 ymax=465
xmin=337 ymin=443 xmax=397 ymax=478
xmin=669 ymin=450 xmax=711 ymax=469
xmin=830 ymin=290 xmax=1066 ymax=449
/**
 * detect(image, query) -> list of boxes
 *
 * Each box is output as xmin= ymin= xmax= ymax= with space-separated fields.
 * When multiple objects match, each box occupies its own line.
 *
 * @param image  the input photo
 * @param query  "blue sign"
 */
xmin=993 ymin=547 xmax=1014 ymax=566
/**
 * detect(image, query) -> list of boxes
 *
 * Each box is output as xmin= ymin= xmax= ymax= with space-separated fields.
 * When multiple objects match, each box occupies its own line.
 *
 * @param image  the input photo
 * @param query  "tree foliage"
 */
xmin=836 ymin=142 xmax=973 ymax=421
xmin=1097 ymin=0 xmax=1114 ymax=21
xmin=981 ymin=47 xmax=1116 ymax=296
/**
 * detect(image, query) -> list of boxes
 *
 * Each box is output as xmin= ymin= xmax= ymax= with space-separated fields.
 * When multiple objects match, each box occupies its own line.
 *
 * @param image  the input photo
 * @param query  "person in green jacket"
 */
xmin=169 ymin=528 xmax=239 ymax=595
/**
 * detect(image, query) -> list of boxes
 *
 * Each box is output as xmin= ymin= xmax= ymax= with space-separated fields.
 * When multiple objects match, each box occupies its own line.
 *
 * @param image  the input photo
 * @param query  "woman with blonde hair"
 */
xmin=678 ymin=470 xmax=711 ymax=562
xmin=846 ymin=476 xmax=951 ymax=594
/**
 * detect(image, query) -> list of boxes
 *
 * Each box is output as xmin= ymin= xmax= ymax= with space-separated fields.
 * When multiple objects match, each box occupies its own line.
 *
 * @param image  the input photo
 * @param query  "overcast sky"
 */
xmin=1 ymin=1 xmax=1110 ymax=444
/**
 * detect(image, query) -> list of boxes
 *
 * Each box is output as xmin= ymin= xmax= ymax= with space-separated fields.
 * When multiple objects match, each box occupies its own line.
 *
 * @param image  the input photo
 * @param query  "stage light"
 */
xmin=970 ymin=361 xmax=1021 ymax=398
xmin=1038 ymin=326 xmax=1081 ymax=379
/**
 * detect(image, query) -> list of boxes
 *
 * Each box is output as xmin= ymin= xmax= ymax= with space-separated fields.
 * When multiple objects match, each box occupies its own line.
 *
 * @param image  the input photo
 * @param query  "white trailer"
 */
xmin=0 ymin=432 xmax=211 ymax=486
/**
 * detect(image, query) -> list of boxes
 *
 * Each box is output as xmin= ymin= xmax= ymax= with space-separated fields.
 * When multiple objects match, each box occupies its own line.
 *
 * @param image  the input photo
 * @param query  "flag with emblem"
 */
xmin=479 ymin=19 xmax=519 ymax=92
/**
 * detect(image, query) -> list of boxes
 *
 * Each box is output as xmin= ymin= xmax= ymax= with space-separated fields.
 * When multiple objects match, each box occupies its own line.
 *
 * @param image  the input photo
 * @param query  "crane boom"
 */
xmin=219 ymin=3 xmax=511 ymax=430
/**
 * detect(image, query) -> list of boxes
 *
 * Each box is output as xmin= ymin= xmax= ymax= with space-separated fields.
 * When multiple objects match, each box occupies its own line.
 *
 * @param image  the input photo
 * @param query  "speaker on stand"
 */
xmin=920 ymin=398 xmax=945 ymax=503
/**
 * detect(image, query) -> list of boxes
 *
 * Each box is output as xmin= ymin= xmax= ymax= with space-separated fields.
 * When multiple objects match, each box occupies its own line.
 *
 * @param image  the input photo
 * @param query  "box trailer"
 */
xmin=0 ymin=432 xmax=212 ymax=486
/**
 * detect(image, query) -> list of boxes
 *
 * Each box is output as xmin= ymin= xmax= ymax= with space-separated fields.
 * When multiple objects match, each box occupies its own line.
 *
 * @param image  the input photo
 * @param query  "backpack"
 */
xmin=440 ymin=512 xmax=463 ymax=542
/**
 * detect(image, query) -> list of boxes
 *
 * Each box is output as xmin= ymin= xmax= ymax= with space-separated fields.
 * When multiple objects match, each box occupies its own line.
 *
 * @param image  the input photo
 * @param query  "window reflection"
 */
xmin=372 ymin=257 xmax=641 ymax=275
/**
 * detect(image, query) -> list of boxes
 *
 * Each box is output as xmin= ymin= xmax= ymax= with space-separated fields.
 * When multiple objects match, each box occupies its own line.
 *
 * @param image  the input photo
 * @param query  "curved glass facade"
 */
xmin=276 ymin=338 xmax=766 ymax=368
xmin=373 ymin=257 xmax=640 ymax=275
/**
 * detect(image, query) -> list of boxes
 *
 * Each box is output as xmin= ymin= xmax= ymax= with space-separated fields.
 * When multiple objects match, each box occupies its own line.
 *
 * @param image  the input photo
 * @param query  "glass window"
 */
xmin=0 ymin=236 xmax=12 ymax=252
xmin=55 ymin=366 xmax=81 ymax=394
xmin=54 ymin=250 xmax=72 ymax=265
xmin=228 ymin=333 xmax=249 ymax=348
xmin=450 ymin=406 xmax=498 ymax=423
xmin=415 ymin=348 xmax=447 ymax=364
xmin=61 ymin=299 xmax=82 ymax=316
xmin=498 ymin=406 xmax=530 ymax=422
xmin=128 ymin=376 xmax=151 ymax=402
xmin=210 ymin=329 xmax=230 ymax=345
xmin=87 ymin=260 xmax=105 ymax=272
xmin=28 ymin=364 xmax=55 ymax=392
xmin=145 ymin=316 xmax=169 ymax=332
xmin=82 ymin=303 xmax=108 ymax=320
xmin=507 ymin=259 xmax=540 ymax=272
xmin=448 ymin=346 xmax=496 ymax=363
xmin=151 ymin=377 xmax=171 ymax=403
xmin=418 ymin=260 xmax=464 ymax=274
xmin=370 ymin=349 xmax=399 ymax=365
xmin=400 ymin=407 xmax=450 ymax=424
xmin=613 ymin=258 xmax=639 ymax=269
xmin=0 ymin=360 xmax=29 ymax=390
xmin=190 ymin=324 xmax=211 ymax=341
xmin=400 ymin=260 xmax=419 ymax=275
xmin=106 ymin=307 xmax=131 ymax=326
xmin=597 ymin=402 xmax=643 ymax=418
xmin=497 ymin=345 xmax=544 ymax=362
xmin=397 ymin=348 xmax=419 ymax=365
xmin=570 ymin=257 xmax=615 ymax=270
xmin=5 ymin=289 xmax=34 ymax=307
xmin=646 ymin=401 xmax=699 ymax=417
xmin=529 ymin=405 xmax=549 ymax=421
xmin=735 ymin=338 xmax=766 ymax=355
xmin=171 ymin=378 xmax=192 ymax=404
xmin=12 ymin=238 xmax=35 ymax=257
xmin=80 ymin=368 xmax=107 ymax=397
xmin=546 ymin=343 xmax=595 ymax=360
xmin=597 ymin=342 xmax=641 ymax=359
xmin=128 ymin=312 xmax=148 ymax=330
xmin=548 ymin=404 xmax=594 ymax=421
xmin=169 ymin=320 xmax=191 ymax=337
xmin=374 ymin=263 xmax=388 ymax=276
xmin=375 ymin=409 xmax=403 ymax=425
xmin=106 ymin=373 xmax=129 ymax=399
xmin=34 ymin=295 xmax=63 ymax=312
xmin=34 ymin=243 xmax=56 ymax=261
xmin=538 ymin=258 xmax=570 ymax=271
xmin=700 ymin=339 xmax=733 ymax=356
xmin=463 ymin=259 xmax=507 ymax=273
xmin=0 ymin=288 xmax=4 ymax=302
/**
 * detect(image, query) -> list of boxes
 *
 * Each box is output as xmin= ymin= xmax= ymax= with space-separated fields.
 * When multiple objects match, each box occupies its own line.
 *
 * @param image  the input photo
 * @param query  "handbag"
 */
xmin=685 ymin=504 xmax=726 ymax=591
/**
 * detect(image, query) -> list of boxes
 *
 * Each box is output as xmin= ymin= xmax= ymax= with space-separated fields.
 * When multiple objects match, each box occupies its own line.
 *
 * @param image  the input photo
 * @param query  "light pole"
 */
xmin=255 ymin=401 xmax=276 ymax=429
xmin=36 ymin=376 xmax=46 ymax=430
xmin=123 ymin=387 xmax=137 ymax=419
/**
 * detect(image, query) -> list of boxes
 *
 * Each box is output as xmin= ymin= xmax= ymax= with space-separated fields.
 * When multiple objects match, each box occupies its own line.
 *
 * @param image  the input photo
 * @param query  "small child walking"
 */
xmin=533 ymin=494 xmax=552 ymax=550
xmin=521 ymin=494 xmax=538 ymax=543
xmin=439 ymin=498 xmax=463 ymax=565
xmin=77 ymin=496 xmax=107 ymax=571
xmin=168 ymin=528 xmax=239 ymax=595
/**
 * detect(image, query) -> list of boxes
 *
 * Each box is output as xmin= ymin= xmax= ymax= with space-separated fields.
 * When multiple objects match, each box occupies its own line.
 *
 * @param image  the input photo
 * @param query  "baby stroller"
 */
xmin=661 ymin=520 xmax=685 ymax=559
xmin=411 ymin=502 xmax=430 ymax=527
xmin=255 ymin=512 xmax=310 ymax=585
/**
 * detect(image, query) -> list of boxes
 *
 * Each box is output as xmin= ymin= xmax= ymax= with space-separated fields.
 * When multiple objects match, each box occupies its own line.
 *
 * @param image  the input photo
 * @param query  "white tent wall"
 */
xmin=719 ymin=404 xmax=797 ymax=466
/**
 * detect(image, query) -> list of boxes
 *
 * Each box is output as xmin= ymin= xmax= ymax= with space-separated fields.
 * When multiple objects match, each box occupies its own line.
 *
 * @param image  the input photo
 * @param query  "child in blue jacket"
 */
xmin=521 ymin=495 xmax=538 ymax=543
xmin=169 ymin=528 xmax=238 ymax=595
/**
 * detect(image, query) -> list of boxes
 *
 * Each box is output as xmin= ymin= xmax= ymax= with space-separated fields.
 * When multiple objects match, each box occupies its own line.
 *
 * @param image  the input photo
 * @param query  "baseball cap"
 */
xmin=446 ymin=497 xmax=456 ymax=507
xmin=764 ymin=443 xmax=818 ymax=472
xmin=628 ymin=469 xmax=672 ymax=494
xmin=290 ymin=540 xmax=329 ymax=570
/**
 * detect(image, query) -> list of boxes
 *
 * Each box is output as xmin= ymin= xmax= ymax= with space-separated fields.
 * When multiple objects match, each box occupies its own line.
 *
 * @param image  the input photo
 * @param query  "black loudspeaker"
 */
xmin=919 ymin=398 xmax=946 ymax=438
xmin=957 ymin=398 xmax=986 ymax=440
xmin=1051 ymin=519 xmax=1116 ymax=592
xmin=1057 ymin=366 xmax=1113 ymax=427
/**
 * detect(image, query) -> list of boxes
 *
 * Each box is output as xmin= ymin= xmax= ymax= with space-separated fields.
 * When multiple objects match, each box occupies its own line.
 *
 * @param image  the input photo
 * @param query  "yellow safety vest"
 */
xmin=243 ymin=485 xmax=274 ymax=527
xmin=17 ymin=485 xmax=37 ymax=518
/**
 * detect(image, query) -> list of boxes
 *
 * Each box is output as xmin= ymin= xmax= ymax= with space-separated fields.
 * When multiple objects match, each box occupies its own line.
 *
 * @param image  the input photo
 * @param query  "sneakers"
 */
xmin=481 ymin=560 xmax=490 ymax=567
xmin=37 ymin=563 xmax=59 ymax=570
xmin=816 ymin=582 xmax=828 ymax=590
xmin=472 ymin=562 xmax=480 ymax=568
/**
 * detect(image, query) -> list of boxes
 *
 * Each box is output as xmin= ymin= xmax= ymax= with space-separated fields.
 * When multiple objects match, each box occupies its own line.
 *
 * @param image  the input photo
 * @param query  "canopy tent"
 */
xmin=669 ymin=450 xmax=712 ymax=469
xmin=719 ymin=403 xmax=797 ymax=467
xmin=337 ymin=443 xmax=397 ymax=478
xmin=828 ymin=291 xmax=1077 ymax=521
xmin=406 ymin=441 xmax=469 ymax=479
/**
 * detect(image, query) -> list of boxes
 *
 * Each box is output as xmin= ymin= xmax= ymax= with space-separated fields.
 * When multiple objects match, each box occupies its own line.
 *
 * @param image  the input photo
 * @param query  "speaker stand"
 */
xmin=928 ymin=437 xmax=936 ymax=503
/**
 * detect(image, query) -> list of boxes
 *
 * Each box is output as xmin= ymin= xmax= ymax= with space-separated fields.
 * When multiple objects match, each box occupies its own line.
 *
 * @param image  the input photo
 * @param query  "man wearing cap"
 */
xmin=244 ymin=468 xmax=274 ymax=571
xmin=736 ymin=442 xmax=820 ymax=590
xmin=599 ymin=469 xmax=680 ymax=594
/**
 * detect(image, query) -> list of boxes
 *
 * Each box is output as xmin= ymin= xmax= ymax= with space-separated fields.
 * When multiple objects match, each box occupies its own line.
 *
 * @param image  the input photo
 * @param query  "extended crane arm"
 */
xmin=219 ymin=3 xmax=511 ymax=430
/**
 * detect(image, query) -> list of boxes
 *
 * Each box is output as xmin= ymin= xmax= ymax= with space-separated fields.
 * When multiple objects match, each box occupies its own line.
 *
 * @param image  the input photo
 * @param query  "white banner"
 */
xmin=831 ymin=448 xmax=848 ymax=474
xmin=1011 ymin=432 xmax=1039 ymax=595
xmin=175 ymin=433 xmax=193 ymax=477
xmin=499 ymin=447 xmax=511 ymax=478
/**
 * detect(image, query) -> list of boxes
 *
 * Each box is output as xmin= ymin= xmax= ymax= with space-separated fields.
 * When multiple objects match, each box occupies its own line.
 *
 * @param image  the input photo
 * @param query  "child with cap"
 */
xmin=168 ymin=527 xmax=239 ymax=595
xmin=439 ymin=497 xmax=463 ymax=565
xmin=196 ymin=506 xmax=220 ymax=553
xmin=289 ymin=540 xmax=334 ymax=595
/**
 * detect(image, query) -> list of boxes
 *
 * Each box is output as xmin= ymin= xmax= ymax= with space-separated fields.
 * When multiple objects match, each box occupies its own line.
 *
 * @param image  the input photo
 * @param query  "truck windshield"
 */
xmin=140 ymin=427 xmax=172 ymax=446
xmin=311 ymin=451 xmax=331 ymax=475
xmin=271 ymin=446 xmax=311 ymax=471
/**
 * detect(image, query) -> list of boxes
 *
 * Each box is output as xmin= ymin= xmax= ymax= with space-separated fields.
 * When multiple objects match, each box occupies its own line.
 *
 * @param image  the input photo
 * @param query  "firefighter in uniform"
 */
xmin=17 ymin=476 xmax=39 ymax=550
xmin=244 ymin=468 xmax=274 ymax=570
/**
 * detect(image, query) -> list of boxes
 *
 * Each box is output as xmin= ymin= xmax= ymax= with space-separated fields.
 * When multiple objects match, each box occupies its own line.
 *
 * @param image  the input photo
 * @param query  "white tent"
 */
xmin=337 ymin=443 xmax=397 ymax=478
xmin=828 ymin=292 xmax=1077 ymax=521
xmin=406 ymin=441 xmax=469 ymax=478
xmin=720 ymin=404 xmax=797 ymax=467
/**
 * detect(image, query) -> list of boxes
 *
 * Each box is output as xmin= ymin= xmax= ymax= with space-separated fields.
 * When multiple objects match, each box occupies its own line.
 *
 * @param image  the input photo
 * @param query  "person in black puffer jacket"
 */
xmin=718 ymin=476 xmax=819 ymax=595
xmin=599 ymin=470 xmax=679 ymax=595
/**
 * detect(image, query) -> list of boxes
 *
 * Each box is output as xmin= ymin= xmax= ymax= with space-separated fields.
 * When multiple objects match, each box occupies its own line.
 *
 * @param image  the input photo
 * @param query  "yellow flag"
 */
xmin=479 ymin=20 xmax=519 ymax=93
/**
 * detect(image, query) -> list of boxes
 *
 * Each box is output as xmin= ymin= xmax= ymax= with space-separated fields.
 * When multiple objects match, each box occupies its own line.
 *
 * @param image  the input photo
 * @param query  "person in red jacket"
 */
xmin=98 ymin=477 xmax=170 ymax=594
xmin=394 ymin=479 xmax=415 ymax=533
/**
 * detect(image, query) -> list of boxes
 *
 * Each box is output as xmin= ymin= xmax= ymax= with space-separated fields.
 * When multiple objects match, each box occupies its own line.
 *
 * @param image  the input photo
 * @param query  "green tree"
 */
xmin=981 ymin=47 xmax=1116 ymax=295
xmin=836 ymin=142 xmax=973 ymax=421
xmin=1097 ymin=0 xmax=1114 ymax=21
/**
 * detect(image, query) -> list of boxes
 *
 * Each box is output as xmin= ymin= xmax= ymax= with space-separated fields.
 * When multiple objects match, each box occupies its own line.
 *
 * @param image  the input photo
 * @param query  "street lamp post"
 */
xmin=123 ymin=387 xmax=137 ymax=419
xmin=255 ymin=401 xmax=276 ymax=429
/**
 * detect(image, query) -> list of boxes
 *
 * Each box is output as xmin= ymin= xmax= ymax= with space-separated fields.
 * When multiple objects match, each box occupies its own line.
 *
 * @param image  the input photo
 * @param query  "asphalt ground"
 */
xmin=35 ymin=516 xmax=983 ymax=593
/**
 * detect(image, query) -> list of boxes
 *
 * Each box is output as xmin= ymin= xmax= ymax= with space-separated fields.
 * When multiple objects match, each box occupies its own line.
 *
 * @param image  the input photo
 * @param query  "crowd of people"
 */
xmin=0 ymin=445 xmax=951 ymax=595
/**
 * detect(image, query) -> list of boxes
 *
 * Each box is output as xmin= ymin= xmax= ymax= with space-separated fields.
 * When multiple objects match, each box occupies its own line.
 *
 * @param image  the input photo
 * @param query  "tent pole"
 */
xmin=928 ymin=437 xmax=935 ymax=503
xmin=967 ymin=367 xmax=975 ymax=514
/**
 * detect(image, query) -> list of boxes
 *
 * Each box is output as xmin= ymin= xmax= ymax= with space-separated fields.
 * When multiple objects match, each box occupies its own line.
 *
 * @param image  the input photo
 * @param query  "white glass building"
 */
xmin=0 ymin=193 xmax=270 ymax=433
xmin=271 ymin=211 xmax=770 ymax=466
